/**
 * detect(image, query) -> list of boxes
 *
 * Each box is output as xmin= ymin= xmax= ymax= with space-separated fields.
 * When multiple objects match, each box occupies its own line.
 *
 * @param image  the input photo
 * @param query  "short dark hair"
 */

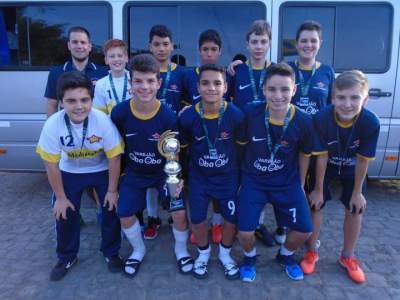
xmin=264 ymin=62 xmax=295 ymax=85
xmin=68 ymin=26 xmax=91 ymax=41
xmin=57 ymin=71 xmax=93 ymax=101
xmin=246 ymin=20 xmax=271 ymax=41
xmin=198 ymin=29 xmax=222 ymax=49
xmin=296 ymin=20 xmax=322 ymax=41
xmin=149 ymin=24 xmax=172 ymax=43
xmin=198 ymin=64 xmax=226 ymax=82
xmin=128 ymin=53 xmax=160 ymax=79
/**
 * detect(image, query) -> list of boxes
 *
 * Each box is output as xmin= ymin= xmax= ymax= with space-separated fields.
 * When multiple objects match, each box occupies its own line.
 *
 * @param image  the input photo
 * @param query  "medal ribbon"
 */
xmin=160 ymin=63 xmax=172 ymax=104
xmin=296 ymin=60 xmax=317 ymax=97
xmin=247 ymin=61 xmax=267 ymax=102
xmin=64 ymin=114 xmax=89 ymax=152
xmin=199 ymin=100 xmax=225 ymax=156
xmin=109 ymin=72 xmax=128 ymax=104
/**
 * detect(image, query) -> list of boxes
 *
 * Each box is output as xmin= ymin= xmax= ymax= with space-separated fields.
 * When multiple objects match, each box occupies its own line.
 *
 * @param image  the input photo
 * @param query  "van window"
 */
xmin=279 ymin=2 xmax=393 ymax=73
xmin=125 ymin=1 xmax=266 ymax=67
xmin=0 ymin=3 xmax=111 ymax=69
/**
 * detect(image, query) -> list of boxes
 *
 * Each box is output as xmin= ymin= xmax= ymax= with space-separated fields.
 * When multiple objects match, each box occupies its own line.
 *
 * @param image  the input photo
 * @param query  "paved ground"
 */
xmin=0 ymin=172 xmax=399 ymax=300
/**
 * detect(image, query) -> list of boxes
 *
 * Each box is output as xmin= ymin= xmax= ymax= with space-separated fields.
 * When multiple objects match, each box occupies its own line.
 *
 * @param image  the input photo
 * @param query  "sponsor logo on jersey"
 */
xmin=193 ymin=95 xmax=201 ymax=100
xmin=218 ymin=131 xmax=231 ymax=140
xmin=194 ymin=136 xmax=206 ymax=141
xmin=252 ymin=136 xmax=267 ymax=142
xmin=239 ymin=84 xmax=251 ymax=90
xmin=148 ymin=132 xmax=161 ymax=142
xmin=87 ymin=134 xmax=102 ymax=144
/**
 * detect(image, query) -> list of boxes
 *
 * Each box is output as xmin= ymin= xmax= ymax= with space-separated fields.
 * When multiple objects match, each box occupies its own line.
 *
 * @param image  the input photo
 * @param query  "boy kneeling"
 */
xmin=37 ymin=71 xmax=124 ymax=281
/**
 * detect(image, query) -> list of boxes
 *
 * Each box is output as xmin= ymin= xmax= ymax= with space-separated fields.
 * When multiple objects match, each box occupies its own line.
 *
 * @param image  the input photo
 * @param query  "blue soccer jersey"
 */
xmin=313 ymin=105 xmax=380 ymax=178
xmin=227 ymin=61 xmax=275 ymax=111
xmin=111 ymin=99 xmax=177 ymax=175
xmin=179 ymin=101 xmax=246 ymax=180
xmin=183 ymin=67 xmax=229 ymax=105
xmin=288 ymin=61 xmax=335 ymax=115
xmin=157 ymin=62 xmax=185 ymax=114
xmin=242 ymin=103 xmax=314 ymax=188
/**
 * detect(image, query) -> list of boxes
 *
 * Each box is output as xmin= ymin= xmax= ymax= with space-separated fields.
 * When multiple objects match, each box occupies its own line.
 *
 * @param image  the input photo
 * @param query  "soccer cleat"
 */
xmin=211 ymin=224 xmax=222 ymax=244
xmin=105 ymin=255 xmax=124 ymax=273
xmin=338 ymin=256 xmax=366 ymax=283
xmin=143 ymin=217 xmax=161 ymax=240
xmin=255 ymin=224 xmax=276 ymax=247
xmin=300 ymin=251 xmax=319 ymax=275
xmin=50 ymin=257 xmax=78 ymax=281
xmin=274 ymin=227 xmax=287 ymax=245
xmin=239 ymin=256 xmax=256 ymax=282
xmin=276 ymin=252 xmax=304 ymax=280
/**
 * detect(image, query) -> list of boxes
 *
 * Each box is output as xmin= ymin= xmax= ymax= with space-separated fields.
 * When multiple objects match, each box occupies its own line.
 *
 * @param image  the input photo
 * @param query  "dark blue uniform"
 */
xmin=111 ymin=100 xmax=178 ymax=216
xmin=179 ymin=102 xmax=245 ymax=224
xmin=313 ymin=105 xmax=380 ymax=208
xmin=238 ymin=103 xmax=314 ymax=233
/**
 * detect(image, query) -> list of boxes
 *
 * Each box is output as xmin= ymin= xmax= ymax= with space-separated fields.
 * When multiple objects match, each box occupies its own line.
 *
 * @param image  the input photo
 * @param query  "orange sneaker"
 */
xmin=300 ymin=251 xmax=319 ymax=275
xmin=190 ymin=232 xmax=197 ymax=244
xmin=338 ymin=256 xmax=366 ymax=283
xmin=211 ymin=224 xmax=222 ymax=244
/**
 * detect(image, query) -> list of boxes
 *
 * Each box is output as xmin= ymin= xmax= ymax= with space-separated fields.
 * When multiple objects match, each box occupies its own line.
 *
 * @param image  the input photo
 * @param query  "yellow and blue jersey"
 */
xmin=288 ymin=61 xmax=335 ymax=115
xmin=179 ymin=101 xmax=245 ymax=180
xmin=111 ymin=99 xmax=177 ymax=175
xmin=241 ymin=103 xmax=314 ymax=189
xmin=36 ymin=109 xmax=123 ymax=173
xmin=313 ymin=105 xmax=380 ymax=178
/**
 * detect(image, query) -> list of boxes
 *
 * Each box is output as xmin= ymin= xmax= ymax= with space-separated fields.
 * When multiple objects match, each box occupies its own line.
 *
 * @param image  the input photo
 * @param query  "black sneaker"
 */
xmin=255 ymin=224 xmax=276 ymax=247
xmin=50 ymin=257 xmax=77 ymax=281
xmin=105 ymin=255 xmax=124 ymax=273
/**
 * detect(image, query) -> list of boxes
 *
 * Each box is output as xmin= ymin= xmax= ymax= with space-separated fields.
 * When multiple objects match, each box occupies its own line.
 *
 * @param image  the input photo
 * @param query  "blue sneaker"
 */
xmin=276 ymin=252 xmax=304 ymax=280
xmin=239 ymin=256 xmax=256 ymax=282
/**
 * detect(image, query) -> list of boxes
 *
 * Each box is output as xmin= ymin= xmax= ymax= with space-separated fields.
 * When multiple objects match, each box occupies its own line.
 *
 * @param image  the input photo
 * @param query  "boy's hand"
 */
xmin=104 ymin=191 xmax=118 ymax=211
xmin=53 ymin=198 xmax=75 ymax=220
xmin=349 ymin=192 xmax=367 ymax=214
xmin=308 ymin=189 xmax=324 ymax=211
xmin=227 ymin=60 xmax=243 ymax=76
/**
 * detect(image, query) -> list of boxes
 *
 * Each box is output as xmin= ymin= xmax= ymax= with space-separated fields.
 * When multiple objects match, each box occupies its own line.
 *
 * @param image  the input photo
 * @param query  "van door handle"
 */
xmin=369 ymin=88 xmax=392 ymax=98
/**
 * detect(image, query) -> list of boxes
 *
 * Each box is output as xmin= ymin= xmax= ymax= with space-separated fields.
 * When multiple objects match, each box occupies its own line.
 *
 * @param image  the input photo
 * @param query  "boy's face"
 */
xmin=149 ymin=36 xmax=174 ymax=63
xmin=296 ymin=30 xmax=321 ymax=61
xmin=247 ymin=33 xmax=270 ymax=61
xmin=105 ymin=47 xmax=128 ymax=73
xmin=68 ymin=31 xmax=92 ymax=62
xmin=61 ymin=88 xmax=92 ymax=124
xmin=332 ymin=85 xmax=368 ymax=122
xmin=263 ymin=75 xmax=296 ymax=112
xmin=197 ymin=70 xmax=227 ymax=105
xmin=131 ymin=71 xmax=161 ymax=104
xmin=199 ymin=41 xmax=221 ymax=65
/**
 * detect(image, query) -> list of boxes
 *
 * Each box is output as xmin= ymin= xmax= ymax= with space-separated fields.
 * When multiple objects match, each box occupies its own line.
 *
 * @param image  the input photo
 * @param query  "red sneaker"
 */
xmin=338 ymin=256 xmax=366 ymax=283
xmin=211 ymin=224 xmax=222 ymax=244
xmin=300 ymin=251 xmax=319 ymax=275
xmin=143 ymin=217 xmax=161 ymax=240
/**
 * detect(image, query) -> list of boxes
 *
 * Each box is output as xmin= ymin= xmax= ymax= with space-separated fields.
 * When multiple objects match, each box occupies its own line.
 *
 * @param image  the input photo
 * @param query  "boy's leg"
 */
xmin=210 ymin=199 xmax=223 ymax=244
xmin=51 ymin=171 xmax=85 ymax=281
xmin=93 ymin=171 xmax=122 ymax=273
xmin=144 ymin=187 xmax=161 ymax=240
xmin=255 ymin=205 xmax=276 ymax=247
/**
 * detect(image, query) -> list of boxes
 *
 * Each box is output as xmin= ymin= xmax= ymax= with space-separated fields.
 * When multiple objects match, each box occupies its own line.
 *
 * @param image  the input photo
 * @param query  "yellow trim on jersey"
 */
xmin=161 ymin=62 xmax=177 ymax=72
xmin=357 ymin=153 xmax=375 ymax=161
xmin=181 ymin=144 xmax=189 ymax=148
xmin=130 ymin=99 xmax=161 ymax=120
xmin=246 ymin=60 xmax=272 ymax=70
xmin=312 ymin=151 xmax=328 ymax=156
xmin=236 ymin=140 xmax=248 ymax=145
xmin=266 ymin=104 xmax=296 ymax=125
xmin=106 ymin=101 xmax=117 ymax=115
xmin=195 ymin=67 xmax=200 ymax=75
xmin=94 ymin=106 xmax=108 ymax=114
xmin=105 ymin=142 xmax=124 ymax=158
xmin=181 ymin=99 xmax=191 ymax=107
xmin=303 ymin=153 xmax=312 ymax=157
xmin=195 ymin=101 xmax=228 ymax=119
xmin=36 ymin=146 xmax=61 ymax=163
xmin=66 ymin=148 xmax=103 ymax=159
xmin=334 ymin=111 xmax=359 ymax=128
xmin=298 ymin=61 xmax=321 ymax=70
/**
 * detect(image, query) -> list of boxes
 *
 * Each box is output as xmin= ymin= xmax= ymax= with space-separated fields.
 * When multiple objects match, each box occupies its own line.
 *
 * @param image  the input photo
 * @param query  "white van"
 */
xmin=0 ymin=0 xmax=399 ymax=178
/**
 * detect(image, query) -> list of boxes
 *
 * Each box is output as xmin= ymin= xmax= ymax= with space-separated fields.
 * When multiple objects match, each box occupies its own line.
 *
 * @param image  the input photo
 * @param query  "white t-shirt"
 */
xmin=36 ymin=109 xmax=124 ymax=173
xmin=93 ymin=70 xmax=132 ymax=115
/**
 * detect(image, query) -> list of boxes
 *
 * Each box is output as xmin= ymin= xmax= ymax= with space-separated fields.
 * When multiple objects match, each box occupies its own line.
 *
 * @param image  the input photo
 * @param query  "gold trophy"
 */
xmin=158 ymin=130 xmax=183 ymax=211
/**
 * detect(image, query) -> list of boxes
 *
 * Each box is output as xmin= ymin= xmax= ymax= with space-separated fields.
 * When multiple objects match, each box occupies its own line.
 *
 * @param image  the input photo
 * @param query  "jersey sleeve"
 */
xmin=110 ymin=102 xmax=126 ymax=136
xmin=36 ymin=116 xmax=62 ymax=163
xmin=178 ymin=111 xmax=191 ymax=148
xmin=233 ymin=107 xmax=247 ymax=145
xmin=299 ymin=115 xmax=314 ymax=156
xmin=326 ymin=66 xmax=335 ymax=105
xmin=101 ymin=115 xmax=124 ymax=158
xmin=44 ymin=68 xmax=58 ymax=99
xmin=312 ymin=112 xmax=329 ymax=155
xmin=226 ymin=72 xmax=235 ymax=102
xmin=93 ymin=78 xmax=109 ymax=114
xmin=357 ymin=113 xmax=380 ymax=160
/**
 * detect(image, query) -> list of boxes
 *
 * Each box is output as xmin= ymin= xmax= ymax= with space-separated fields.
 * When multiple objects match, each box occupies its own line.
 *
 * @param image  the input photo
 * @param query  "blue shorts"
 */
xmin=188 ymin=172 xmax=238 ymax=224
xmin=118 ymin=172 xmax=166 ymax=218
xmin=238 ymin=174 xmax=313 ymax=233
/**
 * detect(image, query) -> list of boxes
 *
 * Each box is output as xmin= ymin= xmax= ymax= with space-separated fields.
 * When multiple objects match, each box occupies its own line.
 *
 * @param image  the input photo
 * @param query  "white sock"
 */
xmin=219 ymin=243 xmax=235 ymax=265
xmin=280 ymin=245 xmax=294 ymax=256
xmin=197 ymin=245 xmax=211 ymax=263
xmin=172 ymin=226 xmax=190 ymax=260
xmin=258 ymin=208 xmax=266 ymax=226
xmin=146 ymin=188 xmax=159 ymax=218
xmin=211 ymin=213 xmax=223 ymax=225
xmin=122 ymin=221 xmax=146 ymax=261
xmin=244 ymin=247 xmax=256 ymax=258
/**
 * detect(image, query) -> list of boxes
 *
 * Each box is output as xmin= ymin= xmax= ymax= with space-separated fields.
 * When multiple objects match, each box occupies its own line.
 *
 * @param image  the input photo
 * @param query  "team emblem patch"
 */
xmin=281 ymin=140 xmax=289 ymax=146
xmin=317 ymin=82 xmax=325 ymax=89
xmin=149 ymin=132 xmax=161 ymax=141
xmin=87 ymin=135 xmax=102 ymax=144
xmin=170 ymin=84 xmax=178 ymax=90
xmin=219 ymin=131 xmax=230 ymax=140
